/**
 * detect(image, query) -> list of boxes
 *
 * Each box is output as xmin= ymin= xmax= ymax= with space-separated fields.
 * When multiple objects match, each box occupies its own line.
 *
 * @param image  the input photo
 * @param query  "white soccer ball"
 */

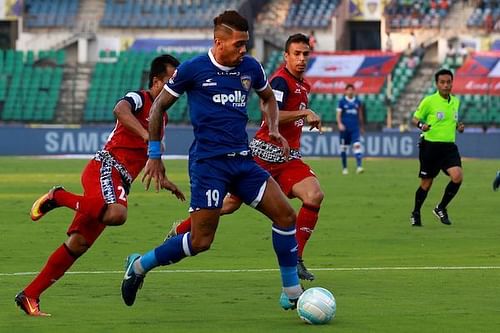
xmin=297 ymin=287 xmax=336 ymax=325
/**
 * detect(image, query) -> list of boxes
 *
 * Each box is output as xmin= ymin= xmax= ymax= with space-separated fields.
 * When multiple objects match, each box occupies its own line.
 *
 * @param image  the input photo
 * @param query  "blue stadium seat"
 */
xmin=24 ymin=0 xmax=79 ymax=28
xmin=100 ymin=0 xmax=246 ymax=28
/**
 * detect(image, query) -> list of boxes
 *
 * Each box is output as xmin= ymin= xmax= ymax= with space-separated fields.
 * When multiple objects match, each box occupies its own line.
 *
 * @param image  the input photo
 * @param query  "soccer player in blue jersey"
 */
xmin=121 ymin=10 xmax=303 ymax=311
xmin=493 ymin=171 xmax=500 ymax=191
xmin=337 ymin=84 xmax=365 ymax=175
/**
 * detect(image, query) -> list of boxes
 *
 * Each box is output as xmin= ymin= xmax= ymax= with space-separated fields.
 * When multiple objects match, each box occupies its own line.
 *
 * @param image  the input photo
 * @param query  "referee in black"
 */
xmin=410 ymin=69 xmax=465 ymax=226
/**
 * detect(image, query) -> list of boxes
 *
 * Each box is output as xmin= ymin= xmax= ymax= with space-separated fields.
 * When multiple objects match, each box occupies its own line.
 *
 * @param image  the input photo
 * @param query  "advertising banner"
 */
xmin=304 ymin=51 xmax=400 ymax=94
xmin=1 ymin=126 xmax=499 ymax=159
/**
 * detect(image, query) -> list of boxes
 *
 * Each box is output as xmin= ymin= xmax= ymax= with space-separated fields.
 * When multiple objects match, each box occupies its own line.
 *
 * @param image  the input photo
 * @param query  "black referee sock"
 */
xmin=413 ymin=186 xmax=428 ymax=214
xmin=438 ymin=181 xmax=462 ymax=209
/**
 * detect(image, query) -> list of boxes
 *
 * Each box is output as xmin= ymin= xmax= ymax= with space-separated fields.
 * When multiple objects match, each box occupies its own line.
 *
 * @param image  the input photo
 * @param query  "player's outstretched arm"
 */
xmin=258 ymin=85 xmax=290 ymax=157
xmin=143 ymin=89 xmax=178 ymax=192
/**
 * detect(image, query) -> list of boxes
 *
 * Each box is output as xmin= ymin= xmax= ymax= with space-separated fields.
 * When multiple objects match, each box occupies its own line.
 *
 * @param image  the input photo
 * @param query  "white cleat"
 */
xmin=356 ymin=167 xmax=364 ymax=174
xmin=342 ymin=168 xmax=349 ymax=175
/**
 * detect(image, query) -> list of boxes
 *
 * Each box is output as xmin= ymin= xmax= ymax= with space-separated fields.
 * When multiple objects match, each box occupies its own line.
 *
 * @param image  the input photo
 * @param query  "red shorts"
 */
xmin=67 ymin=159 xmax=129 ymax=245
xmin=254 ymin=158 xmax=317 ymax=198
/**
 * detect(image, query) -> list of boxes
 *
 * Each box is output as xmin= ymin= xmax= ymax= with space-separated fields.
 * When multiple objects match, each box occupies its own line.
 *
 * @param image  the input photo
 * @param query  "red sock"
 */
xmin=296 ymin=204 xmax=320 ymax=258
xmin=24 ymin=244 xmax=77 ymax=299
xmin=175 ymin=216 xmax=192 ymax=235
xmin=54 ymin=190 xmax=106 ymax=220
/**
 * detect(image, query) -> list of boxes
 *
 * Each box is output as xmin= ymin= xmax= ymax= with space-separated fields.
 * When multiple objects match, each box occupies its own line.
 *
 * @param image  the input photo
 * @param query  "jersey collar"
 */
xmin=208 ymin=48 xmax=235 ymax=71
xmin=284 ymin=66 xmax=304 ymax=83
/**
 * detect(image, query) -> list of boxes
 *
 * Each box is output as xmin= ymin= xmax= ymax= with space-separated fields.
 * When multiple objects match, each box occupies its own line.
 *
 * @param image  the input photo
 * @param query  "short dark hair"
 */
xmin=213 ymin=10 xmax=248 ymax=32
xmin=284 ymin=33 xmax=310 ymax=52
xmin=434 ymin=68 xmax=453 ymax=82
xmin=345 ymin=84 xmax=355 ymax=90
xmin=148 ymin=54 xmax=180 ymax=88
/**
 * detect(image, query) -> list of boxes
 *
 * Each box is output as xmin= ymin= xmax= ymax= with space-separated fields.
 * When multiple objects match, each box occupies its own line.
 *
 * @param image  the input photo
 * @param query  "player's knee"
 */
xmin=276 ymin=205 xmax=296 ymax=228
xmin=353 ymin=143 xmax=362 ymax=154
xmin=190 ymin=236 xmax=213 ymax=253
xmin=304 ymin=189 xmax=324 ymax=206
xmin=340 ymin=145 xmax=348 ymax=153
xmin=420 ymin=179 xmax=433 ymax=191
xmin=451 ymin=173 xmax=463 ymax=184
xmin=65 ymin=233 xmax=89 ymax=256
xmin=102 ymin=204 xmax=127 ymax=226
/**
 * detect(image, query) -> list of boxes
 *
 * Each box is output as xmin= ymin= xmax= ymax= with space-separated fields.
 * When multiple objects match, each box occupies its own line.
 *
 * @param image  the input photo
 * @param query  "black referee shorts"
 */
xmin=418 ymin=139 xmax=462 ymax=178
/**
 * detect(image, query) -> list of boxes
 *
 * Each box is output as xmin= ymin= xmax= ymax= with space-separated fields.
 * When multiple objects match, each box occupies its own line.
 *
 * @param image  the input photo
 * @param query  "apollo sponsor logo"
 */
xmin=212 ymin=90 xmax=246 ymax=107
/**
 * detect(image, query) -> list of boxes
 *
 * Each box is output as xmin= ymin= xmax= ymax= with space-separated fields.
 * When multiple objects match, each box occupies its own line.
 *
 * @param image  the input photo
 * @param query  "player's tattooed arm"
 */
xmin=144 ymin=89 xmax=179 ymax=192
xmin=148 ymin=89 xmax=178 ymax=141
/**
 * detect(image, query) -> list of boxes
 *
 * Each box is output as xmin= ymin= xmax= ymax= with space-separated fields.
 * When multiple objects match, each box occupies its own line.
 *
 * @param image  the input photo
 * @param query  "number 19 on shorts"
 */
xmin=205 ymin=189 xmax=220 ymax=207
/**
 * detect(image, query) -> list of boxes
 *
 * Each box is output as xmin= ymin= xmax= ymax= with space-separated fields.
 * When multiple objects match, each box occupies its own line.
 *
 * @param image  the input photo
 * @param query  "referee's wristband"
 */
xmin=148 ymin=141 xmax=162 ymax=159
xmin=417 ymin=121 xmax=425 ymax=129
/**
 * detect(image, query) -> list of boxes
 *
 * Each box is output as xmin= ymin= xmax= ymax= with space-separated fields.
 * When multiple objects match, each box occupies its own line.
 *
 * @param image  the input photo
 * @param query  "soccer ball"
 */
xmin=297 ymin=287 xmax=336 ymax=325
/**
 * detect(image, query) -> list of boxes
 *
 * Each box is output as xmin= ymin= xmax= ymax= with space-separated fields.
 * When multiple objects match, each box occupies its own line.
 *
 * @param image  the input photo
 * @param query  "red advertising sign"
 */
xmin=308 ymin=77 xmax=387 ymax=94
xmin=452 ymin=77 xmax=500 ymax=96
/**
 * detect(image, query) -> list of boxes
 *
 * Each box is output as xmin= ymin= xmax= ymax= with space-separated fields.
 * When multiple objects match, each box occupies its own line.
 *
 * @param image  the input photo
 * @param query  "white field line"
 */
xmin=1 ymin=266 xmax=500 ymax=277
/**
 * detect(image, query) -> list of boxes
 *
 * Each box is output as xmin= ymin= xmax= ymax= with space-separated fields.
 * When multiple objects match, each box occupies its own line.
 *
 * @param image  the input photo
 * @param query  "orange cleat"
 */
xmin=15 ymin=291 xmax=51 ymax=317
xmin=30 ymin=186 xmax=64 ymax=221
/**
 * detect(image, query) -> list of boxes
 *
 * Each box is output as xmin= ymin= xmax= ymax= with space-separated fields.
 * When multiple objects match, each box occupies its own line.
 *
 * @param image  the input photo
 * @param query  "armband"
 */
xmin=148 ymin=141 xmax=162 ymax=159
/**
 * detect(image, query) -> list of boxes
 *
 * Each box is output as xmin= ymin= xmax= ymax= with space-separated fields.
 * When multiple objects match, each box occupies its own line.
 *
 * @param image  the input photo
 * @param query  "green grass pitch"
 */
xmin=1 ymin=156 xmax=499 ymax=333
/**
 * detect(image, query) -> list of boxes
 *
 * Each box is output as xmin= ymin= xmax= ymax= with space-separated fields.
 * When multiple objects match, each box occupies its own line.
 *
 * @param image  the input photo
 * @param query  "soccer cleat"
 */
xmin=433 ymin=206 xmax=452 ymax=225
xmin=410 ymin=212 xmax=422 ymax=226
xmin=30 ymin=186 xmax=64 ymax=221
xmin=164 ymin=220 xmax=181 ymax=242
xmin=121 ymin=253 xmax=144 ymax=306
xmin=279 ymin=291 xmax=299 ymax=310
xmin=342 ymin=168 xmax=348 ymax=175
xmin=356 ymin=166 xmax=364 ymax=174
xmin=15 ymin=291 xmax=51 ymax=317
xmin=297 ymin=259 xmax=315 ymax=281
xmin=493 ymin=171 xmax=500 ymax=191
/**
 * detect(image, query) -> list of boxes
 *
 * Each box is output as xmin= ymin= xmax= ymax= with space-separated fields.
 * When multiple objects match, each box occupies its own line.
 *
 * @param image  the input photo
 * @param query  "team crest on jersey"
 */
xmin=437 ymin=111 xmax=444 ymax=120
xmin=240 ymin=75 xmax=251 ymax=91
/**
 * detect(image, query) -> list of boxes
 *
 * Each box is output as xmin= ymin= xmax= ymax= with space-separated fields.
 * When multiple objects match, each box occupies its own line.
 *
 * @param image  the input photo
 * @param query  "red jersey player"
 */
xmin=15 ymin=54 xmax=185 ymax=317
xmin=166 ymin=34 xmax=323 ymax=281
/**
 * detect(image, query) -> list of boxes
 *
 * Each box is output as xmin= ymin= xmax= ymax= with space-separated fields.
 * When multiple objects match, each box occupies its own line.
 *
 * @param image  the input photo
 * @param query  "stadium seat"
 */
xmin=1 ymin=49 xmax=63 ymax=123
xmin=24 ymin=0 xmax=79 ymax=28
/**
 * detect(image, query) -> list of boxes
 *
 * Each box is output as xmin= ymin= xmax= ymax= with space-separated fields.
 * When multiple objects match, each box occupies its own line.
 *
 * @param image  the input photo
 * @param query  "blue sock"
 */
xmin=139 ymin=249 xmax=159 ymax=273
xmin=341 ymin=151 xmax=347 ymax=169
xmin=141 ymin=233 xmax=194 ymax=272
xmin=272 ymin=224 xmax=300 ymax=289
xmin=355 ymin=153 xmax=362 ymax=167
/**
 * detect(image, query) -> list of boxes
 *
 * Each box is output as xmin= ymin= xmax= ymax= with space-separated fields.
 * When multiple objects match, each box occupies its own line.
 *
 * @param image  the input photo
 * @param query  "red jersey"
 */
xmin=254 ymin=66 xmax=310 ymax=150
xmin=103 ymin=90 xmax=166 ymax=179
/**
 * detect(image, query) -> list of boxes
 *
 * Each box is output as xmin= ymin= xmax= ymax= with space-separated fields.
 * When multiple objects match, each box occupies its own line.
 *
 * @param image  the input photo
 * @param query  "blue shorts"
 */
xmin=189 ymin=154 xmax=270 ymax=211
xmin=339 ymin=128 xmax=360 ymax=146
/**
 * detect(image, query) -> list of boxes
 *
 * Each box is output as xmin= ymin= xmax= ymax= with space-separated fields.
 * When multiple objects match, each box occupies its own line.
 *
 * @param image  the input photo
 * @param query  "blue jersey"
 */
xmin=165 ymin=50 xmax=268 ymax=161
xmin=337 ymin=96 xmax=362 ymax=131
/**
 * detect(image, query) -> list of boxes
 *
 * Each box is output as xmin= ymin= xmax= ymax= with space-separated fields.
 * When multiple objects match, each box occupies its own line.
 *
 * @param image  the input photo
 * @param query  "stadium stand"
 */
xmin=24 ymin=0 xmax=80 ymax=28
xmin=284 ymin=0 xmax=339 ymax=28
xmin=84 ymin=50 xmax=198 ymax=123
xmin=386 ymin=0 xmax=453 ymax=29
xmin=0 ymin=50 xmax=64 ymax=122
xmin=467 ymin=0 xmax=500 ymax=31
xmin=100 ymin=0 xmax=245 ymax=28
